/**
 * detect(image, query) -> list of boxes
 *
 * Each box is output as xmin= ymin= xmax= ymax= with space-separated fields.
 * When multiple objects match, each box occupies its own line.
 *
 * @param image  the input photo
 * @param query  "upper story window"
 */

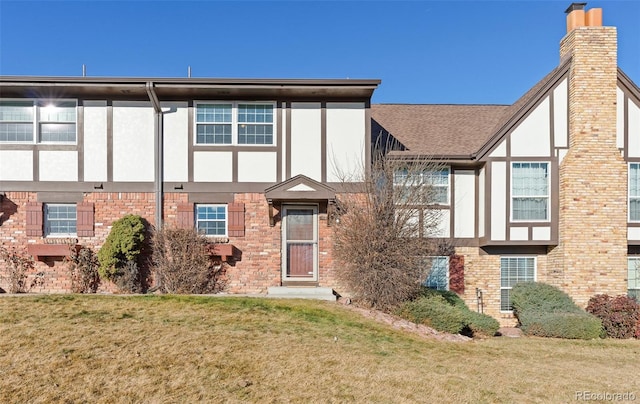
xmin=195 ymin=102 xmax=274 ymax=145
xmin=196 ymin=204 xmax=227 ymax=237
xmin=629 ymin=164 xmax=640 ymax=222
xmin=393 ymin=168 xmax=450 ymax=205
xmin=0 ymin=100 xmax=77 ymax=143
xmin=511 ymin=162 xmax=549 ymax=221
xmin=45 ymin=203 xmax=77 ymax=237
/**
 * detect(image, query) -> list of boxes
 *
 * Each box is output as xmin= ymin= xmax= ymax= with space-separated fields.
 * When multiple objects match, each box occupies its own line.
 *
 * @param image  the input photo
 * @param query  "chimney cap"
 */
xmin=565 ymin=2 xmax=587 ymax=14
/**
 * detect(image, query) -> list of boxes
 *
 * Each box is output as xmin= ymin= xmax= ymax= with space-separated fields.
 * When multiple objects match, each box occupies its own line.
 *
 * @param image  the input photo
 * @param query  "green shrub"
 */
xmin=586 ymin=294 xmax=640 ymax=339
xmin=418 ymin=287 xmax=499 ymax=337
xmin=462 ymin=310 xmax=500 ymax=337
xmin=397 ymin=295 xmax=466 ymax=334
xmin=511 ymin=282 xmax=583 ymax=315
xmin=98 ymin=215 xmax=146 ymax=280
xmin=518 ymin=311 xmax=602 ymax=340
xmin=511 ymin=282 xmax=602 ymax=339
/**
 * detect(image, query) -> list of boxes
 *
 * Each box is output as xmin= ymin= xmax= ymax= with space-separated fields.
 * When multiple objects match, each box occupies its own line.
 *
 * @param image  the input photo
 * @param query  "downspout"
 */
xmin=146 ymin=82 xmax=163 ymax=230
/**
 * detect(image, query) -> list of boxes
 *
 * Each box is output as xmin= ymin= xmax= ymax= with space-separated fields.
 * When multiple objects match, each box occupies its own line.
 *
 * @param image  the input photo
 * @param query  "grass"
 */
xmin=0 ymin=295 xmax=638 ymax=403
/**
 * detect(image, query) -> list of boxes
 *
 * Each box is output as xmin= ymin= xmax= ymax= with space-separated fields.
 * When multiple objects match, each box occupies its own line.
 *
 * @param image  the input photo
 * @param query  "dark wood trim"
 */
xmin=37 ymin=192 xmax=83 ymax=203
xmin=276 ymin=101 xmax=283 ymax=182
xmin=106 ymin=101 xmax=113 ymax=182
xmin=449 ymin=167 xmax=455 ymax=238
xmin=77 ymin=102 xmax=84 ymax=182
xmin=484 ymin=161 xmax=492 ymax=240
xmin=0 ymin=181 xmax=156 ymax=192
xmin=187 ymin=100 xmax=194 ymax=182
xmin=364 ymin=101 xmax=372 ymax=181
xmin=33 ymin=148 xmax=39 ymax=182
xmin=187 ymin=192 xmax=235 ymax=203
xmin=475 ymin=167 xmax=480 ymax=238
xmin=320 ymin=102 xmax=327 ymax=183
xmin=285 ymin=102 xmax=291 ymax=179
xmin=624 ymin=94 xmax=629 ymax=160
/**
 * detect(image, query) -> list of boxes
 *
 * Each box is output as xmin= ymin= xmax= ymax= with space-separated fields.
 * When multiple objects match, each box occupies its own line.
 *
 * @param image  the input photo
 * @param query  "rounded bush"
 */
xmin=518 ymin=311 xmax=602 ymax=340
xmin=587 ymin=294 xmax=640 ymax=339
xmin=511 ymin=282 xmax=582 ymax=315
xmin=98 ymin=214 xmax=146 ymax=280
xmin=463 ymin=310 xmax=500 ymax=337
xmin=397 ymin=295 xmax=466 ymax=334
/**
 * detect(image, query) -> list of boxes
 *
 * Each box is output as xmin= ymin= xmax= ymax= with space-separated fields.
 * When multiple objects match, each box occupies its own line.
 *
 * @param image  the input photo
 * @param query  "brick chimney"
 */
xmin=548 ymin=3 xmax=627 ymax=306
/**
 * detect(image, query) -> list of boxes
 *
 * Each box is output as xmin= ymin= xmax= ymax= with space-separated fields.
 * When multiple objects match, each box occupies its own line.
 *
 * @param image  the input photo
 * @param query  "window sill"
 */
xmin=205 ymin=243 xmax=241 ymax=262
xmin=27 ymin=243 xmax=80 ymax=261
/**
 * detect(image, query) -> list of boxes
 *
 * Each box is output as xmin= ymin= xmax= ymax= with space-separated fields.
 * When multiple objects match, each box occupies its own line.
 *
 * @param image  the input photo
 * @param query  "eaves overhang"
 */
xmin=0 ymin=76 xmax=380 ymax=101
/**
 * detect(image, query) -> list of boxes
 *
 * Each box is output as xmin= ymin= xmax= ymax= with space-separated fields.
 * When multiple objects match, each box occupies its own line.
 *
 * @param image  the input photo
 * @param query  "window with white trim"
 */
xmin=424 ymin=256 xmax=449 ymax=291
xmin=500 ymin=257 xmax=535 ymax=312
xmin=629 ymin=164 xmax=640 ymax=222
xmin=195 ymin=102 xmax=274 ymax=145
xmin=196 ymin=204 xmax=227 ymax=236
xmin=45 ymin=204 xmax=77 ymax=237
xmin=0 ymin=100 xmax=77 ymax=143
xmin=511 ymin=162 xmax=549 ymax=221
xmin=393 ymin=168 xmax=449 ymax=205
xmin=628 ymin=258 xmax=640 ymax=300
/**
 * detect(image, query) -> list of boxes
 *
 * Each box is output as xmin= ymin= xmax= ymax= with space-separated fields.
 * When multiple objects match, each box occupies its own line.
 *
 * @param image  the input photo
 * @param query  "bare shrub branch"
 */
xmin=332 ymin=134 xmax=451 ymax=311
xmin=151 ymin=227 xmax=225 ymax=294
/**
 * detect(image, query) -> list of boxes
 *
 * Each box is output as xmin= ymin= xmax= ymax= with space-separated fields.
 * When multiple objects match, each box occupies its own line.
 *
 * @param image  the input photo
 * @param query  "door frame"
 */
xmin=281 ymin=204 xmax=319 ymax=282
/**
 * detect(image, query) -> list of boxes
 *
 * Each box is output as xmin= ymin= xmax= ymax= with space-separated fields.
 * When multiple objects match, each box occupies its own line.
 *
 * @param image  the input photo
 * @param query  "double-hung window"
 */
xmin=45 ymin=204 xmax=77 ymax=237
xmin=628 ymin=258 xmax=640 ymax=300
xmin=0 ymin=100 xmax=77 ymax=143
xmin=424 ymin=256 xmax=449 ymax=291
xmin=511 ymin=162 xmax=549 ymax=221
xmin=196 ymin=204 xmax=227 ymax=237
xmin=393 ymin=168 xmax=449 ymax=205
xmin=195 ymin=102 xmax=274 ymax=145
xmin=500 ymin=257 xmax=535 ymax=311
xmin=629 ymin=164 xmax=640 ymax=221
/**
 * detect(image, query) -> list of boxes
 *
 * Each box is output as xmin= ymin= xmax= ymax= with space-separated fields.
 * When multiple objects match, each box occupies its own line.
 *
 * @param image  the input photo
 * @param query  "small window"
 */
xmin=500 ymin=257 xmax=535 ymax=311
xmin=195 ymin=102 xmax=275 ymax=145
xmin=424 ymin=256 xmax=449 ymax=291
xmin=629 ymin=164 xmax=640 ymax=222
xmin=45 ymin=204 xmax=77 ymax=237
xmin=196 ymin=204 xmax=227 ymax=236
xmin=511 ymin=162 xmax=549 ymax=221
xmin=628 ymin=258 xmax=640 ymax=300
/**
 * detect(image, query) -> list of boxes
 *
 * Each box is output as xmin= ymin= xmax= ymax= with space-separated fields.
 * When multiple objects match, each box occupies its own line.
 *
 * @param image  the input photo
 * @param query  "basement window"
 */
xmin=45 ymin=204 xmax=77 ymax=237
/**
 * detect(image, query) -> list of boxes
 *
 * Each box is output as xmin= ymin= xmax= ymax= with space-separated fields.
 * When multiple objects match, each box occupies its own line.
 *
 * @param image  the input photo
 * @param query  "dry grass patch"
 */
xmin=0 ymin=295 xmax=638 ymax=403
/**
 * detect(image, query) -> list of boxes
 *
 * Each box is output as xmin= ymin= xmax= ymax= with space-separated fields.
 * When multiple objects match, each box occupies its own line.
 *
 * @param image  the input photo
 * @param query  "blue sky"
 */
xmin=1 ymin=1 xmax=638 ymax=104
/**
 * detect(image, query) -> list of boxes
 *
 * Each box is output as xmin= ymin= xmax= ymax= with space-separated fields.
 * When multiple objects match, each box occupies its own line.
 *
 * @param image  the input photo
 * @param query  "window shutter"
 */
xmin=449 ymin=254 xmax=465 ymax=294
xmin=77 ymin=202 xmax=95 ymax=237
xmin=228 ymin=202 xmax=245 ymax=237
xmin=26 ymin=202 xmax=43 ymax=237
xmin=177 ymin=203 xmax=194 ymax=229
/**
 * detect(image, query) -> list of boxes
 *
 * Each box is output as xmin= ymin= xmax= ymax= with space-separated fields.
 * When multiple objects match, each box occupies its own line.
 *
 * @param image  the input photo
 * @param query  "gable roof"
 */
xmin=371 ymin=59 xmax=574 ymax=161
xmin=264 ymin=174 xmax=336 ymax=202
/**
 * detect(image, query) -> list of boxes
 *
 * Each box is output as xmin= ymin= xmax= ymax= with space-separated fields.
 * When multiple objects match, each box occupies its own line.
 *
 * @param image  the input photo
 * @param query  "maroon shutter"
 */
xmin=228 ymin=203 xmax=245 ymax=237
xmin=449 ymin=254 xmax=465 ymax=294
xmin=77 ymin=202 xmax=95 ymax=237
xmin=177 ymin=203 xmax=194 ymax=229
xmin=26 ymin=202 xmax=43 ymax=237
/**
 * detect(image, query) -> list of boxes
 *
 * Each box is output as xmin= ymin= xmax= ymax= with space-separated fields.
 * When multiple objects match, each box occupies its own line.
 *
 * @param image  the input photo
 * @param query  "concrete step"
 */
xmin=267 ymin=286 xmax=337 ymax=301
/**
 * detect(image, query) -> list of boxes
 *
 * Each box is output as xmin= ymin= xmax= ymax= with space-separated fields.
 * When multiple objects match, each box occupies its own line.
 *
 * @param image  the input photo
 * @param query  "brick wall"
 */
xmin=1 ymin=191 xmax=342 ymax=295
xmin=548 ymin=25 xmax=627 ymax=306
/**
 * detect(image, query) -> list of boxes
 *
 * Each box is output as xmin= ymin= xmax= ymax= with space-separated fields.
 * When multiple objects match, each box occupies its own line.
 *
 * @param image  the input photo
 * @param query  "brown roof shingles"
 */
xmin=371 ymin=104 xmax=509 ymax=157
xmin=372 ymin=60 xmax=571 ymax=159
